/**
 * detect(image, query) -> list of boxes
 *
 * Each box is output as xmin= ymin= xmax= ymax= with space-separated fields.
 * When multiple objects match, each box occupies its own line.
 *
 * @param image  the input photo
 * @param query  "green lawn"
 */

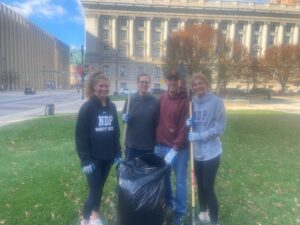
xmin=0 ymin=111 xmax=299 ymax=225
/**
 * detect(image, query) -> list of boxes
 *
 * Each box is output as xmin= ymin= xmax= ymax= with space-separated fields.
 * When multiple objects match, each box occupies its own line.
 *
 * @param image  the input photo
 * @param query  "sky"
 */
xmin=2 ymin=0 xmax=84 ymax=49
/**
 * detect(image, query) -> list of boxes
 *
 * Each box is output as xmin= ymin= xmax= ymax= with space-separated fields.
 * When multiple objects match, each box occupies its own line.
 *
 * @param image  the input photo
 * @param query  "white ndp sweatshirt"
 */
xmin=191 ymin=92 xmax=226 ymax=161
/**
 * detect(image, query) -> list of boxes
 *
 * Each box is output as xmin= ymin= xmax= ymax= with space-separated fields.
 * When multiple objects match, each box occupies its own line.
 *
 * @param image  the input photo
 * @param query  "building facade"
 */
xmin=81 ymin=0 xmax=300 ymax=92
xmin=0 ymin=2 xmax=70 ymax=91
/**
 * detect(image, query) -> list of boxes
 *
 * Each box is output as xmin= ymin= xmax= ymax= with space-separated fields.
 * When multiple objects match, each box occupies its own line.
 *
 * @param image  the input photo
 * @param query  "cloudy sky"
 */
xmin=2 ymin=0 xmax=84 ymax=49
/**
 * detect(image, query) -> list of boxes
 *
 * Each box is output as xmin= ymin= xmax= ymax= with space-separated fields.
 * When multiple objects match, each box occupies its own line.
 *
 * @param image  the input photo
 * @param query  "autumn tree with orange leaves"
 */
xmin=216 ymin=35 xmax=251 ymax=91
xmin=163 ymin=24 xmax=216 ymax=80
xmin=263 ymin=44 xmax=300 ymax=92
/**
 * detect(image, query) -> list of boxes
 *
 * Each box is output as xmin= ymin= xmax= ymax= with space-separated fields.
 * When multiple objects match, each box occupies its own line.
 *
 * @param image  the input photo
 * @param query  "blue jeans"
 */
xmin=154 ymin=144 xmax=189 ymax=216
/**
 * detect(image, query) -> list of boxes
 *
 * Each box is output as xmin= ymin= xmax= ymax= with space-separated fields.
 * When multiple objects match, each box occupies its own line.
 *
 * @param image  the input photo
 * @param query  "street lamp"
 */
xmin=114 ymin=48 xmax=119 ymax=95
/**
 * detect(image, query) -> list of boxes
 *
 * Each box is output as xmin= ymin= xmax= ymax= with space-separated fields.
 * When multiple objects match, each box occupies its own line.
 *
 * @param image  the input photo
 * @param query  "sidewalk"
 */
xmin=0 ymin=96 xmax=299 ymax=127
xmin=0 ymin=99 xmax=125 ymax=127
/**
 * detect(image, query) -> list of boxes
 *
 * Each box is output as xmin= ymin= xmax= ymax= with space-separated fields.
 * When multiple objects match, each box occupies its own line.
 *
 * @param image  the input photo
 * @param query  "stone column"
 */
xmin=261 ymin=22 xmax=269 ymax=56
xmin=146 ymin=17 xmax=152 ymax=58
xmin=112 ymin=16 xmax=117 ymax=49
xmin=277 ymin=23 xmax=284 ymax=45
xmin=129 ymin=17 xmax=135 ymax=57
xmin=214 ymin=20 xmax=220 ymax=30
xmin=163 ymin=18 xmax=169 ymax=42
xmin=180 ymin=19 xmax=186 ymax=31
xmin=229 ymin=21 xmax=236 ymax=43
xmin=163 ymin=18 xmax=169 ymax=56
xmin=245 ymin=22 xmax=253 ymax=51
xmin=293 ymin=24 xmax=299 ymax=45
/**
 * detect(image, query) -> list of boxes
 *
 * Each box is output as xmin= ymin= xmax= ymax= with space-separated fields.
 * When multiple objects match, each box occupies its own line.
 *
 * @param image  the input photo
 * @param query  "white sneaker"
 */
xmin=89 ymin=218 xmax=104 ymax=225
xmin=198 ymin=211 xmax=210 ymax=223
xmin=80 ymin=219 xmax=89 ymax=225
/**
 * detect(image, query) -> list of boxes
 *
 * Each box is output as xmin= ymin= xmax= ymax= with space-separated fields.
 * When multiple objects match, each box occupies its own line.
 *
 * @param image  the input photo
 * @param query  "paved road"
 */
xmin=0 ymin=90 xmax=299 ymax=127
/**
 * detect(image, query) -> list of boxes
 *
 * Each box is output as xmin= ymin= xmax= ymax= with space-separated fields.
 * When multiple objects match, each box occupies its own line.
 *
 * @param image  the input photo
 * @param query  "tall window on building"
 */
xmin=285 ymin=24 xmax=292 ymax=33
xmin=137 ymin=66 xmax=145 ymax=74
xmin=103 ymin=45 xmax=111 ymax=57
xmin=119 ymin=46 xmax=127 ymax=57
xmin=136 ymin=46 xmax=144 ymax=58
xmin=120 ymin=18 xmax=127 ymax=27
xmin=170 ymin=20 xmax=179 ymax=31
xmin=103 ymin=16 xmax=110 ymax=26
xmin=153 ymin=19 xmax=162 ymax=29
xmin=120 ymin=83 xmax=127 ymax=88
xmin=103 ymin=65 xmax=111 ymax=76
xmin=103 ymin=29 xmax=110 ymax=40
xmin=137 ymin=19 xmax=145 ymax=28
xmin=153 ymin=46 xmax=161 ymax=58
xmin=269 ymin=35 xmax=275 ymax=46
xmin=153 ymin=31 xmax=161 ymax=42
xmin=253 ymin=35 xmax=259 ymax=45
xmin=237 ymin=23 xmax=245 ymax=32
xmin=120 ymin=66 xmax=128 ymax=77
xmin=220 ymin=22 xmax=228 ymax=35
xmin=153 ymin=66 xmax=161 ymax=78
xmin=254 ymin=23 xmax=261 ymax=33
xmin=237 ymin=34 xmax=243 ymax=44
xmin=137 ymin=31 xmax=144 ymax=42
xmin=284 ymin=35 xmax=291 ymax=44
xmin=270 ymin=24 xmax=277 ymax=33
xmin=120 ymin=30 xmax=127 ymax=41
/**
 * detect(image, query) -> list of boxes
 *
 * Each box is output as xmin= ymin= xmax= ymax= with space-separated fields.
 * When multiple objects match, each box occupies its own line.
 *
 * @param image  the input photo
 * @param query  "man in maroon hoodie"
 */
xmin=155 ymin=68 xmax=189 ymax=225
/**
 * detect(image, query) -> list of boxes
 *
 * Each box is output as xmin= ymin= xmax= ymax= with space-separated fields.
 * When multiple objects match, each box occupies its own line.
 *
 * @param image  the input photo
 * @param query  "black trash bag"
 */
xmin=117 ymin=153 xmax=169 ymax=225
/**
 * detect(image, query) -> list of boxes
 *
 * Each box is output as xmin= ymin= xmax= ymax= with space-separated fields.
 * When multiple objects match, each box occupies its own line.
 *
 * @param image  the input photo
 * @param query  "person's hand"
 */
xmin=186 ymin=117 xmax=195 ymax=127
xmin=114 ymin=156 xmax=122 ymax=165
xmin=82 ymin=163 xmax=95 ymax=175
xmin=122 ymin=113 xmax=131 ymax=123
xmin=164 ymin=148 xmax=178 ymax=165
xmin=188 ymin=132 xmax=201 ymax=141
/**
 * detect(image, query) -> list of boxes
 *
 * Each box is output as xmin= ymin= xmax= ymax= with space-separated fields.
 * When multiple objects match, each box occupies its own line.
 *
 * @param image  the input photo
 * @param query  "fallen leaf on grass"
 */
xmin=274 ymin=202 xmax=284 ymax=208
xmin=25 ymin=211 xmax=31 ymax=217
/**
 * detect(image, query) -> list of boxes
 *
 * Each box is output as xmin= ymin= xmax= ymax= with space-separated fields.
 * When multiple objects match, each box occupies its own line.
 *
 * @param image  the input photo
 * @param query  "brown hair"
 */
xmin=137 ymin=73 xmax=151 ymax=83
xmin=190 ymin=72 xmax=209 ymax=87
xmin=85 ymin=71 xmax=110 ymax=99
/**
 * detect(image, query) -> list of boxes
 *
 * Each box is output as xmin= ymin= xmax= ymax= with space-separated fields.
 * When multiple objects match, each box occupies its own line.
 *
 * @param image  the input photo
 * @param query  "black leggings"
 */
xmin=83 ymin=160 xmax=113 ymax=219
xmin=194 ymin=156 xmax=220 ymax=225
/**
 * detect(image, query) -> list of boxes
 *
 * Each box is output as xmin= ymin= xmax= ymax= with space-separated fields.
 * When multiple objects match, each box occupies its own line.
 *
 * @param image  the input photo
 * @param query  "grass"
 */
xmin=0 ymin=111 xmax=299 ymax=225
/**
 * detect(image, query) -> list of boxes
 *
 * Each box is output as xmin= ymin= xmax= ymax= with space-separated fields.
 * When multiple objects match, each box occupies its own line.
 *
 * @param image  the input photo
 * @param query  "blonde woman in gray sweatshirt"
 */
xmin=186 ymin=73 xmax=226 ymax=225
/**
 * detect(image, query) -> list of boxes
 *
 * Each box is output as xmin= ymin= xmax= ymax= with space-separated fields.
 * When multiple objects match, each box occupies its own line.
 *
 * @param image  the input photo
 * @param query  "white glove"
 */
xmin=82 ymin=163 xmax=95 ymax=175
xmin=186 ymin=117 xmax=195 ymax=127
xmin=188 ymin=132 xmax=202 ymax=141
xmin=164 ymin=148 xmax=178 ymax=165
xmin=122 ymin=113 xmax=131 ymax=123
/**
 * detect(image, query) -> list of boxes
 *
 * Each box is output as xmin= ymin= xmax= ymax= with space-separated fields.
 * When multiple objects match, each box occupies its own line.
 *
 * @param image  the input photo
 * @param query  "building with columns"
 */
xmin=0 ymin=2 xmax=70 ymax=91
xmin=81 ymin=0 xmax=300 ymax=92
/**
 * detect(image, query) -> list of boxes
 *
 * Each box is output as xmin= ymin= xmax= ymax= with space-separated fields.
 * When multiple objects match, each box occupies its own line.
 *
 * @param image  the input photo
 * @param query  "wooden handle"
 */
xmin=189 ymin=101 xmax=196 ymax=208
xmin=122 ymin=94 xmax=131 ymax=150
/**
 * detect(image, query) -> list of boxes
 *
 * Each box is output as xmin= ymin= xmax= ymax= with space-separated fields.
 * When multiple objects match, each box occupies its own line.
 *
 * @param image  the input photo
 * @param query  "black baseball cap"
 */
xmin=166 ymin=68 xmax=180 ymax=80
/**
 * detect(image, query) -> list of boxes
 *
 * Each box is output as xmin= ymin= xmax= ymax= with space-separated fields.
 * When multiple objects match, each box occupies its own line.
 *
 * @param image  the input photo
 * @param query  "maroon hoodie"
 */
xmin=156 ymin=90 xmax=189 ymax=150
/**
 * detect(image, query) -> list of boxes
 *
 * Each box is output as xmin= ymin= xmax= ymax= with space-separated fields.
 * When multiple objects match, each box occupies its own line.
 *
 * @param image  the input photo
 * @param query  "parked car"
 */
xmin=219 ymin=88 xmax=246 ymax=99
xmin=249 ymin=88 xmax=272 ymax=100
xmin=119 ymin=87 xmax=131 ymax=95
xmin=24 ymin=87 xmax=36 ymax=95
xmin=150 ymin=88 xmax=165 ymax=96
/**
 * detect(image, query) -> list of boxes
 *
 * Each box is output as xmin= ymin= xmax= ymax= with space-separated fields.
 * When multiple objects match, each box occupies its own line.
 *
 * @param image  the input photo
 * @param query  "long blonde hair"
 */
xmin=190 ymin=72 xmax=209 ymax=88
xmin=85 ymin=71 xmax=110 ymax=99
